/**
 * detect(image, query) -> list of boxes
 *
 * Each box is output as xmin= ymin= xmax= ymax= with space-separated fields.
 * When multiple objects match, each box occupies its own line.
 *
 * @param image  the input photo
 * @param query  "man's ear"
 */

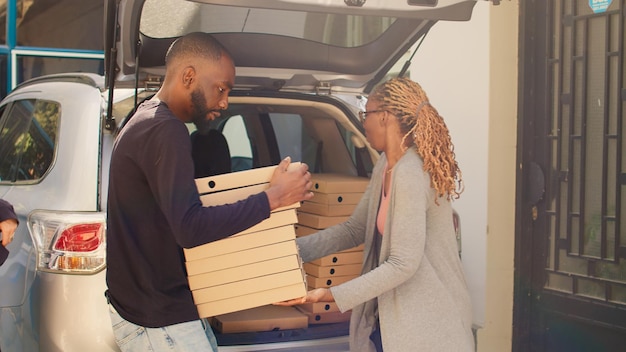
xmin=182 ymin=66 xmax=195 ymax=88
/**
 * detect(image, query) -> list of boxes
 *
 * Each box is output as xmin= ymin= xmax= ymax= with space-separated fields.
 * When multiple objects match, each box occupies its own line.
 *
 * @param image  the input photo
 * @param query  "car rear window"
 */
xmin=140 ymin=0 xmax=396 ymax=48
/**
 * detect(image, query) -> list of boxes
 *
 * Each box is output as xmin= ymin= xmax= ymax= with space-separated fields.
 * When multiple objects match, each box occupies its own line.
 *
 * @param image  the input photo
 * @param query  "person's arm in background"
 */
xmin=0 ymin=199 xmax=18 ymax=247
xmin=0 ymin=199 xmax=18 ymax=265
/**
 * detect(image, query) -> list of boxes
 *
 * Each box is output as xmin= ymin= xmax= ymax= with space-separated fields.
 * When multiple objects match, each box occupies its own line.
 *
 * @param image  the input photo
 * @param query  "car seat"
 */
xmin=190 ymin=129 xmax=231 ymax=178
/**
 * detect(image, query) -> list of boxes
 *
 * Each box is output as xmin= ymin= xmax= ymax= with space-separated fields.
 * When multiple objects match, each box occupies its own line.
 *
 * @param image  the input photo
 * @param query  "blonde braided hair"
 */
xmin=369 ymin=77 xmax=464 ymax=201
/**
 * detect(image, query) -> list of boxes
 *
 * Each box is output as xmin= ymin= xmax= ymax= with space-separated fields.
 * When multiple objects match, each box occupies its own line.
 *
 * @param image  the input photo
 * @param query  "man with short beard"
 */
xmin=105 ymin=32 xmax=314 ymax=352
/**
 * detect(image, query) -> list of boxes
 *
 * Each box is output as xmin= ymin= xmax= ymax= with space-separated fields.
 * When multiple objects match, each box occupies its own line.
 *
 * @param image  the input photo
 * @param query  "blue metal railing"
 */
xmin=0 ymin=0 xmax=105 ymax=95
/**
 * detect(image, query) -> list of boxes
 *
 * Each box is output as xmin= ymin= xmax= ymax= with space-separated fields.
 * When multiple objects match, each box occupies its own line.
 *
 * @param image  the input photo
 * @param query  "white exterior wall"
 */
xmin=411 ymin=1 xmax=491 ymax=328
xmin=410 ymin=2 xmax=519 ymax=351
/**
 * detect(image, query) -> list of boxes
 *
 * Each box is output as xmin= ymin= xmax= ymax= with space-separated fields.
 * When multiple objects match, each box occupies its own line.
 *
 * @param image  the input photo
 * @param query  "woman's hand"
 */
xmin=274 ymin=288 xmax=334 ymax=306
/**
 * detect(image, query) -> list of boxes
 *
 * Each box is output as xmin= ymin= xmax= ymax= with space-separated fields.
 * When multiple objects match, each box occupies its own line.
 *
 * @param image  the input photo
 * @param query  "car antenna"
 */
xmin=397 ymin=29 xmax=430 ymax=78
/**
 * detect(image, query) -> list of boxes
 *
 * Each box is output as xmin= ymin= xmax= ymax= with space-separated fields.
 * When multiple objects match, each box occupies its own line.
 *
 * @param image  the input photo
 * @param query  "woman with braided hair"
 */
xmin=277 ymin=77 xmax=474 ymax=351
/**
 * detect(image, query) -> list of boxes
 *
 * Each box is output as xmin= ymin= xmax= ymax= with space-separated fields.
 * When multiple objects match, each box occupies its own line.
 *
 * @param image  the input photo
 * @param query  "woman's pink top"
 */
xmin=376 ymin=164 xmax=392 ymax=235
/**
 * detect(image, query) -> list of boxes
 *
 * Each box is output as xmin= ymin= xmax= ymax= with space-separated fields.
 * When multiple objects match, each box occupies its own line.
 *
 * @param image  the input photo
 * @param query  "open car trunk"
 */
xmin=104 ymin=1 xmax=487 ymax=350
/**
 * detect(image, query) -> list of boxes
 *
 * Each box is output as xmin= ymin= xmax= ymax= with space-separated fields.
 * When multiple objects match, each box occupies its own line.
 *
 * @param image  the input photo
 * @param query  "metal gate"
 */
xmin=515 ymin=1 xmax=626 ymax=351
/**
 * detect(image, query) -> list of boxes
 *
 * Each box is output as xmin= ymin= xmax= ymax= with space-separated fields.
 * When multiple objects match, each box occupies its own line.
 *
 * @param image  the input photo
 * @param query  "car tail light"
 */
xmin=27 ymin=211 xmax=106 ymax=274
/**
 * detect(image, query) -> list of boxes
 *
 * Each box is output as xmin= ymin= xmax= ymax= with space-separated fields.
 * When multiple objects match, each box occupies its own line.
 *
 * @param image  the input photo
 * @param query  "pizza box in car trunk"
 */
xmin=209 ymin=305 xmax=308 ymax=334
xmin=308 ymin=191 xmax=364 ymax=206
xmin=296 ymin=211 xmax=349 ymax=229
xmin=310 ymin=173 xmax=369 ymax=194
xmin=299 ymin=201 xmax=356 ymax=216
xmin=298 ymin=309 xmax=352 ymax=325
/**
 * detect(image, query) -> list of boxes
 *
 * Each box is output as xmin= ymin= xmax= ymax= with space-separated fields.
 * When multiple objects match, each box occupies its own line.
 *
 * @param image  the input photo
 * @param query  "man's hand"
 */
xmin=1 ymin=218 xmax=18 ymax=246
xmin=265 ymin=157 xmax=314 ymax=210
xmin=273 ymin=288 xmax=334 ymax=306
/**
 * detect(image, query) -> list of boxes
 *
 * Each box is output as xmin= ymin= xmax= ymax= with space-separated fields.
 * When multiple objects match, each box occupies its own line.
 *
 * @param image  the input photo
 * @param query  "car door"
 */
xmin=0 ymin=75 xmax=106 ymax=352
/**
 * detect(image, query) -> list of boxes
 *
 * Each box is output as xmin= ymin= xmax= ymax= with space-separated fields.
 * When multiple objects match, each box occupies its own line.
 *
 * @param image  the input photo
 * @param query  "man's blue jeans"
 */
xmin=108 ymin=304 xmax=218 ymax=351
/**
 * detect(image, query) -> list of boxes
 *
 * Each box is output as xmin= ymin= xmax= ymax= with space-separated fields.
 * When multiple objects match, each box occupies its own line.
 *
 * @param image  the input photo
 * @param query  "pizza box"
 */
xmin=308 ymin=191 xmax=364 ymax=205
xmin=306 ymin=274 xmax=358 ymax=289
xmin=297 ymin=302 xmax=340 ymax=314
xmin=196 ymin=162 xmax=302 ymax=195
xmin=192 ymin=268 xmax=305 ymax=304
xmin=196 ymin=162 xmax=301 ymax=213
xmin=209 ymin=305 xmax=308 ymax=333
xmin=299 ymin=201 xmax=356 ymax=216
xmin=310 ymin=251 xmax=364 ymax=266
xmin=303 ymin=262 xmax=362 ymax=278
xmin=188 ymin=255 xmax=302 ymax=291
xmin=184 ymin=224 xmax=295 ymax=261
xmin=295 ymin=223 xmax=318 ymax=237
xmin=237 ymin=209 xmax=298 ymax=236
xmin=200 ymin=183 xmax=299 ymax=213
xmin=311 ymin=173 xmax=369 ymax=194
xmin=185 ymin=240 xmax=299 ymax=276
xmin=297 ymin=212 xmax=349 ymax=229
xmin=196 ymin=283 xmax=306 ymax=318
xmin=297 ymin=308 xmax=352 ymax=325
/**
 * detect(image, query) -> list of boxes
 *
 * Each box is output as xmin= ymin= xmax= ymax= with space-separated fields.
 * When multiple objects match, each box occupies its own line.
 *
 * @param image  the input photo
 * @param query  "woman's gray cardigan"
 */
xmin=296 ymin=149 xmax=474 ymax=351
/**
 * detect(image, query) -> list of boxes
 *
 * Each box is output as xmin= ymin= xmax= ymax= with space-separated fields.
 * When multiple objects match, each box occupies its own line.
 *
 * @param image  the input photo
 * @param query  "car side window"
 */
xmin=0 ymin=99 xmax=60 ymax=182
xmin=221 ymin=115 xmax=253 ymax=172
xmin=221 ymin=113 xmax=317 ymax=171
xmin=269 ymin=113 xmax=365 ymax=175
xmin=268 ymin=113 xmax=315 ymax=167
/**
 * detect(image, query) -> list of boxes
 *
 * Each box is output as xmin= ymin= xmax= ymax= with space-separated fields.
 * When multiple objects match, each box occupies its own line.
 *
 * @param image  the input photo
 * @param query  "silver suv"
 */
xmin=0 ymin=1 xmax=488 ymax=351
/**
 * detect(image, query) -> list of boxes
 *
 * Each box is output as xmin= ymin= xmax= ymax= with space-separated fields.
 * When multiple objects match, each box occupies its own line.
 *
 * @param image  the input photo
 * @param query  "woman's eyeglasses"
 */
xmin=358 ymin=110 xmax=385 ymax=123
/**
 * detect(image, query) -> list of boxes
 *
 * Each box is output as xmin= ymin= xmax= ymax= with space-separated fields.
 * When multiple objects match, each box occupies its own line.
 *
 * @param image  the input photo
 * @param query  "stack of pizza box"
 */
xmin=184 ymin=163 xmax=307 ymax=319
xmin=295 ymin=173 xmax=369 ymax=324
